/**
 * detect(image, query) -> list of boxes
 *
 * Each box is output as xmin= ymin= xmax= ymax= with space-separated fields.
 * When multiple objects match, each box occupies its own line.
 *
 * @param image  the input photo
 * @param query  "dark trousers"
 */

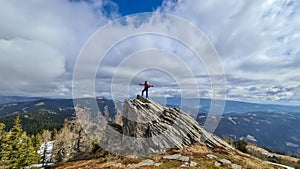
xmin=142 ymin=88 xmax=148 ymax=98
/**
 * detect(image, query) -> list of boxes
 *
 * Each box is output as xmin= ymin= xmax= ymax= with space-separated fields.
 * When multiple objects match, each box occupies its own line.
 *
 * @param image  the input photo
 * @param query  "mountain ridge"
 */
xmin=53 ymin=96 xmax=286 ymax=169
xmin=0 ymin=95 xmax=299 ymax=157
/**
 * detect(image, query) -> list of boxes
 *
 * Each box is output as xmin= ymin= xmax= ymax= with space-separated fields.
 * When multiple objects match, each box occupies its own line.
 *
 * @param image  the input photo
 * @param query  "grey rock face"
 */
xmin=107 ymin=96 xmax=232 ymax=156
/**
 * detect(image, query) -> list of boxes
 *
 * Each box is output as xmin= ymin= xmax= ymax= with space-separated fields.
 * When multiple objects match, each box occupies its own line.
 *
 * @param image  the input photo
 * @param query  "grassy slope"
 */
xmin=52 ymin=142 xmax=283 ymax=169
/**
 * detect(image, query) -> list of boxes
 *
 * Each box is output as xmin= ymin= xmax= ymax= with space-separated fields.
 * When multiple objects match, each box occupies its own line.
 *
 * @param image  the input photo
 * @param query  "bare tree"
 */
xmin=41 ymin=130 xmax=51 ymax=166
xmin=52 ymin=108 xmax=94 ymax=163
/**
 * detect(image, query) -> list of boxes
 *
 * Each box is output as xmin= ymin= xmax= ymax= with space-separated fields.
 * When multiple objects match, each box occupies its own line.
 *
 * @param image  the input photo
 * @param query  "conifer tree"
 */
xmin=0 ymin=123 xmax=6 ymax=153
xmin=18 ymin=133 xmax=40 ymax=166
xmin=31 ymin=133 xmax=42 ymax=152
xmin=0 ymin=123 xmax=11 ymax=168
xmin=28 ymin=136 xmax=40 ymax=164
xmin=51 ymin=128 xmax=58 ymax=140
xmin=10 ymin=115 xmax=23 ymax=139
xmin=0 ymin=116 xmax=40 ymax=168
xmin=30 ymin=134 xmax=42 ymax=163
xmin=10 ymin=116 xmax=25 ymax=168
xmin=0 ymin=129 xmax=13 ymax=168
xmin=0 ymin=123 xmax=5 ymax=139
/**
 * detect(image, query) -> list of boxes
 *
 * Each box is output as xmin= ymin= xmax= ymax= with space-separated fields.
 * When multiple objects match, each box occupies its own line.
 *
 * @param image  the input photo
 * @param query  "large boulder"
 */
xmin=105 ymin=95 xmax=232 ymax=156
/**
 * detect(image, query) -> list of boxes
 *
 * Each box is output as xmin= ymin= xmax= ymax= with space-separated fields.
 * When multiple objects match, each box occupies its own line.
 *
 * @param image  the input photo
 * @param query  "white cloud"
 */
xmin=159 ymin=0 xmax=300 ymax=104
xmin=0 ymin=0 xmax=113 ymax=96
xmin=0 ymin=38 xmax=65 ymax=83
xmin=1 ymin=0 xmax=299 ymax=105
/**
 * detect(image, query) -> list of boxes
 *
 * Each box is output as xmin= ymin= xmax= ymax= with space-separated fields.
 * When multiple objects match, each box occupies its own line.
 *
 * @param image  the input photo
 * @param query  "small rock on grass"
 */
xmin=219 ymin=158 xmax=232 ymax=165
xmin=179 ymin=156 xmax=189 ymax=162
xmin=232 ymin=163 xmax=242 ymax=169
xmin=181 ymin=162 xmax=189 ymax=167
xmin=190 ymin=161 xmax=197 ymax=167
xmin=207 ymin=154 xmax=218 ymax=159
xmin=127 ymin=159 xmax=155 ymax=168
xmin=215 ymin=161 xmax=221 ymax=167
xmin=163 ymin=154 xmax=190 ymax=162
xmin=154 ymin=162 xmax=162 ymax=166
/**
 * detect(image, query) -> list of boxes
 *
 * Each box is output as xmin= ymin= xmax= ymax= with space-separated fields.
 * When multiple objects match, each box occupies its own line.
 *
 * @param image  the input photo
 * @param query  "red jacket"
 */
xmin=139 ymin=83 xmax=153 ymax=87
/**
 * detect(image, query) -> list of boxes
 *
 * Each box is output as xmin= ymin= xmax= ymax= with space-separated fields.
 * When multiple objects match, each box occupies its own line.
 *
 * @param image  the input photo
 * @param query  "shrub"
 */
xmin=235 ymin=140 xmax=248 ymax=153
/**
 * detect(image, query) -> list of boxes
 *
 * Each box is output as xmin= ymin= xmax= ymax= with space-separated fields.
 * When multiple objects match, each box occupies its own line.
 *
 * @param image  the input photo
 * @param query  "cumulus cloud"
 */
xmin=1 ymin=0 xmax=299 ymax=105
xmin=0 ymin=38 xmax=65 ymax=85
xmin=72 ymin=13 xmax=221 ymax=100
xmin=159 ymin=0 xmax=300 ymax=104
xmin=0 ymin=0 xmax=113 ymax=96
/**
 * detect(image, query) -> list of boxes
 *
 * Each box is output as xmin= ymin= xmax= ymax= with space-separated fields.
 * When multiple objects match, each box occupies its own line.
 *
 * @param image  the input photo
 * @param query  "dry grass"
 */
xmin=121 ymin=157 xmax=143 ymax=165
xmin=52 ymin=143 xmax=285 ymax=169
xmin=247 ymin=144 xmax=300 ymax=163
xmin=53 ymin=160 xmax=118 ymax=169
xmin=228 ymin=153 xmax=280 ymax=169
xmin=158 ymin=160 xmax=182 ymax=169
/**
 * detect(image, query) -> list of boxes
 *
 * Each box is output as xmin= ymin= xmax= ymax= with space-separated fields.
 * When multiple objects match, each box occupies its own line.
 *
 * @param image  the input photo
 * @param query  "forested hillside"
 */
xmin=0 ymin=97 xmax=117 ymax=135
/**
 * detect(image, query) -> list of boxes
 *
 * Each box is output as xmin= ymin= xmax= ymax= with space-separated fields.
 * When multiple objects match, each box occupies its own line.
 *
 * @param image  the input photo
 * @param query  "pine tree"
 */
xmin=51 ymin=128 xmax=58 ymax=140
xmin=10 ymin=116 xmax=25 ymax=168
xmin=0 ymin=123 xmax=6 ymax=151
xmin=31 ymin=134 xmax=42 ymax=163
xmin=31 ymin=133 xmax=42 ymax=152
xmin=0 ymin=123 xmax=11 ymax=168
xmin=10 ymin=115 xmax=23 ymax=139
xmin=0 ymin=130 xmax=13 ymax=168
xmin=235 ymin=140 xmax=248 ymax=153
xmin=0 ymin=123 xmax=5 ymax=139
xmin=0 ymin=116 xmax=40 ymax=168
xmin=28 ymin=136 xmax=40 ymax=164
xmin=18 ymin=133 xmax=40 ymax=166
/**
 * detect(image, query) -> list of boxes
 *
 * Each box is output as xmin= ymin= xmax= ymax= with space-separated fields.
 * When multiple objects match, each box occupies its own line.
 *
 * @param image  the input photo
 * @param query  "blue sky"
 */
xmin=0 ymin=0 xmax=300 ymax=105
xmin=111 ymin=0 xmax=163 ymax=16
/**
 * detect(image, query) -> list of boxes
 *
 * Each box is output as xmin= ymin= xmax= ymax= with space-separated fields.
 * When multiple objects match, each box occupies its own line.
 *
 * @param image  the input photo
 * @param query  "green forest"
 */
xmin=0 ymin=108 xmax=101 ymax=168
xmin=0 ymin=116 xmax=41 ymax=168
xmin=0 ymin=109 xmax=71 ymax=135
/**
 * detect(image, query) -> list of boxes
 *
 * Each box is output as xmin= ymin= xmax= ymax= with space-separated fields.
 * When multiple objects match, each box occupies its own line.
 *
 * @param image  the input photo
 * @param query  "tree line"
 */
xmin=0 ymin=106 xmax=122 ymax=168
xmin=0 ymin=109 xmax=70 ymax=135
xmin=0 ymin=116 xmax=57 ymax=168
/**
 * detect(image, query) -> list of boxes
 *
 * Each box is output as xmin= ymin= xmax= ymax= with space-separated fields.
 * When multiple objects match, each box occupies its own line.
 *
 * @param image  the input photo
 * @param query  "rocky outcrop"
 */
xmin=114 ymin=109 xmax=123 ymax=126
xmin=104 ymin=95 xmax=231 ymax=156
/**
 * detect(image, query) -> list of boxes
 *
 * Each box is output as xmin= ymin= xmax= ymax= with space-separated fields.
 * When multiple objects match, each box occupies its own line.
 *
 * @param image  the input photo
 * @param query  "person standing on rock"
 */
xmin=139 ymin=81 xmax=153 ymax=98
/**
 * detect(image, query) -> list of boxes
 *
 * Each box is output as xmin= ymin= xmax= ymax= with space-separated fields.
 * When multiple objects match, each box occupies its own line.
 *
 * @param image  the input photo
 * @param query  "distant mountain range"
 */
xmin=197 ymin=111 xmax=300 ymax=156
xmin=0 ymin=96 xmax=117 ymax=118
xmin=156 ymin=97 xmax=300 ymax=157
xmin=0 ymin=96 xmax=299 ymax=157
xmin=155 ymin=97 xmax=300 ymax=114
xmin=0 ymin=96 xmax=117 ymax=135
xmin=0 ymin=96 xmax=43 ymax=104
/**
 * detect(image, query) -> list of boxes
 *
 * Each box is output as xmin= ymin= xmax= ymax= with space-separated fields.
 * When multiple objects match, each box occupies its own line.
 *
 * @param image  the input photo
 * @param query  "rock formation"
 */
xmin=103 ymin=95 xmax=232 ymax=156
